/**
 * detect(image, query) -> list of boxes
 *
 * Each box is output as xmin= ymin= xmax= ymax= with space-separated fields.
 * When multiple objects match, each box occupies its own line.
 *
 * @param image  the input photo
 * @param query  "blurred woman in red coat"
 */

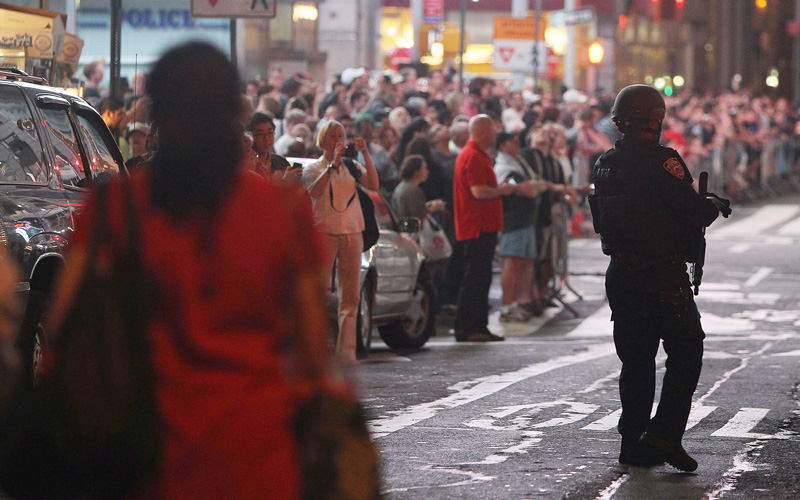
xmin=49 ymin=42 xmax=331 ymax=499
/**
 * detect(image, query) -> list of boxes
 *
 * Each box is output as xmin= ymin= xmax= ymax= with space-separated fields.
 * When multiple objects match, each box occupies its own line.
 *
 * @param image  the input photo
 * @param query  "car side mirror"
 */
xmin=397 ymin=217 xmax=421 ymax=233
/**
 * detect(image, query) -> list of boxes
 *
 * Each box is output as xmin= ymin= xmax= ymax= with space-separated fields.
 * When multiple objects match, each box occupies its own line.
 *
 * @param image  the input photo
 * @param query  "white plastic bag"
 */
xmin=419 ymin=218 xmax=452 ymax=261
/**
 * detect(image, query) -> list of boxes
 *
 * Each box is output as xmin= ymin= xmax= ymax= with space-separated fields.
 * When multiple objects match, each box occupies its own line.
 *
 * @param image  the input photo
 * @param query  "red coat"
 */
xmin=74 ymin=170 xmax=323 ymax=499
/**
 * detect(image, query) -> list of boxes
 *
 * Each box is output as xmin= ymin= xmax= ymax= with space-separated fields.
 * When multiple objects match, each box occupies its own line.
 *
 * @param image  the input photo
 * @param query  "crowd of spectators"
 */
xmin=82 ymin=63 xmax=800 ymax=322
xmin=89 ymin=63 xmax=800 ymax=244
xmin=86 ymin=61 xmax=800 ymax=208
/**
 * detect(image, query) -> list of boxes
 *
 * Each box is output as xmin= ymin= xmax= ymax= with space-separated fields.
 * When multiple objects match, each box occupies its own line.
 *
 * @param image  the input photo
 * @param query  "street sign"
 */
xmin=492 ymin=40 xmax=547 ymax=73
xmin=423 ymin=0 xmax=443 ymax=24
xmin=493 ymin=17 xmax=546 ymax=73
xmin=191 ymin=0 xmax=276 ymax=18
xmin=549 ymin=7 xmax=595 ymax=27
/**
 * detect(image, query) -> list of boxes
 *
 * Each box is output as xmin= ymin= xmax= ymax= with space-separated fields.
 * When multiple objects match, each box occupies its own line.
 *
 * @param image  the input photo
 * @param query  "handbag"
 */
xmin=293 ymin=390 xmax=382 ymax=500
xmin=419 ymin=217 xmax=453 ymax=261
xmin=0 ymin=181 xmax=161 ymax=499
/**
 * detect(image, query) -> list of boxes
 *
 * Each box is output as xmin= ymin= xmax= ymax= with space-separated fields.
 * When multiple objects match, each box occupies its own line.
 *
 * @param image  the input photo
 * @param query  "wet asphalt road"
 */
xmin=354 ymin=195 xmax=800 ymax=499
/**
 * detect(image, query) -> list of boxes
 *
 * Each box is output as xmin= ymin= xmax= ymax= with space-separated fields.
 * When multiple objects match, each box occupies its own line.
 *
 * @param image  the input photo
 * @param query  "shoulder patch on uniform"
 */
xmin=662 ymin=157 xmax=685 ymax=179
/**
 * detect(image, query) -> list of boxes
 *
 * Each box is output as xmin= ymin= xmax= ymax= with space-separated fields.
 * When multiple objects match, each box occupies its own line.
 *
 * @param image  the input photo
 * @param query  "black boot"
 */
xmin=618 ymin=436 xmax=665 ymax=467
xmin=639 ymin=432 xmax=697 ymax=472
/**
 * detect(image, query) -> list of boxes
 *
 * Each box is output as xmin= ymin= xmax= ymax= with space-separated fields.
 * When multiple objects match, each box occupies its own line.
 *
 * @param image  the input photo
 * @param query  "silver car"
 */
xmin=355 ymin=190 xmax=435 ymax=355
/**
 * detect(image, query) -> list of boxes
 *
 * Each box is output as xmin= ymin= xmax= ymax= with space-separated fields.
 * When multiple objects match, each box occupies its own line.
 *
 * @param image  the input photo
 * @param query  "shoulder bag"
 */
xmin=0 ymin=181 xmax=162 ymax=499
xmin=333 ymin=157 xmax=379 ymax=252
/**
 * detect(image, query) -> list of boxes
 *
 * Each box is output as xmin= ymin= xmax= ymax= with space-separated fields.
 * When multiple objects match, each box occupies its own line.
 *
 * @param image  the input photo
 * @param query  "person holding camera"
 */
xmin=303 ymin=121 xmax=379 ymax=363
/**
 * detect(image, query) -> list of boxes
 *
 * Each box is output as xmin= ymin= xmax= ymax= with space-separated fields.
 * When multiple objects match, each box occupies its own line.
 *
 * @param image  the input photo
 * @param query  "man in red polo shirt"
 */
xmin=453 ymin=114 xmax=516 ymax=342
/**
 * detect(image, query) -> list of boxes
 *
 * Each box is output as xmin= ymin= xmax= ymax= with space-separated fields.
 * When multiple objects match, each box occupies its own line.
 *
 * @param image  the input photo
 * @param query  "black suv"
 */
xmin=0 ymin=69 xmax=125 ymax=383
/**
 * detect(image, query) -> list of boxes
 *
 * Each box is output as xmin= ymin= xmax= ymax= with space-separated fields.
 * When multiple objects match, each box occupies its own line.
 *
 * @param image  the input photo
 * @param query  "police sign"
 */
xmin=192 ymin=0 xmax=276 ymax=18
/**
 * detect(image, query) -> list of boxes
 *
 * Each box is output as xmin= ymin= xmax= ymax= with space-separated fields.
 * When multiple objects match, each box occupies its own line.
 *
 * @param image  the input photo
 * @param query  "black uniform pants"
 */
xmin=606 ymin=258 xmax=705 ymax=444
xmin=454 ymin=231 xmax=497 ymax=338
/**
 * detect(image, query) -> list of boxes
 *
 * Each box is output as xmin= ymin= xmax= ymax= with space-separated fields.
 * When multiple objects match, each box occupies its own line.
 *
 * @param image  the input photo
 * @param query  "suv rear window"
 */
xmin=0 ymin=85 xmax=47 ymax=183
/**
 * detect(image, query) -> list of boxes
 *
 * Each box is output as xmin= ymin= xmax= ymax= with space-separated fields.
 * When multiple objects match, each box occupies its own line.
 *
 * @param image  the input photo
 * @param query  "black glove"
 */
xmin=707 ymin=193 xmax=732 ymax=218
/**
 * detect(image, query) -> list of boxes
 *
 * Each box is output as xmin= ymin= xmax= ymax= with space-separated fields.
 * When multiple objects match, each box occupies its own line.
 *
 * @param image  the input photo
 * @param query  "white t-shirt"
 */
xmin=302 ymin=156 xmax=366 ymax=235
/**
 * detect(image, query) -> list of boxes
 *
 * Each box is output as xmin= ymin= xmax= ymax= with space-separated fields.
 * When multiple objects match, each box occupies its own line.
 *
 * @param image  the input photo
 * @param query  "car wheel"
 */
xmin=19 ymin=290 xmax=49 ymax=387
xmin=378 ymin=272 xmax=435 ymax=349
xmin=356 ymin=279 xmax=373 ymax=357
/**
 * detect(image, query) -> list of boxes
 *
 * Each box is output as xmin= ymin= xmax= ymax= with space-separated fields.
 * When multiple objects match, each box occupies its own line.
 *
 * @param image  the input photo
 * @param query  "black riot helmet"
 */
xmin=611 ymin=84 xmax=665 ymax=134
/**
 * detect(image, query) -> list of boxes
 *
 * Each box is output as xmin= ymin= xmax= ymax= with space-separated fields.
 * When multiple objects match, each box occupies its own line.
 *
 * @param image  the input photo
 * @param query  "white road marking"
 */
xmin=744 ymin=267 xmax=773 ymax=287
xmin=382 ymin=465 xmax=495 ymax=493
xmin=582 ymin=403 xmax=718 ymax=432
xmin=728 ymin=243 xmax=751 ymax=253
xmin=764 ymin=236 xmax=794 ymax=245
xmin=772 ymin=349 xmax=800 ymax=357
xmin=711 ymin=408 xmax=772 ymax=438
xmin=465 ymin=401 xmax=600 ymax=431
xmin=696 ymin=341 xmax=775 ymax=405
xmin=685 ymin=404 xmax=718 ymax=431
xmin=696 ymin=291 xmax=780 ymax=305
xmin=701 ymin=283 xmax=742 ymax=291
xmin=462 ymin=431 xmax=544 ymax=465
xmin=595 ymin=474 xmax=628 ymax=500
xmin=566 ymin=304 xmax=612 ymax=337
xmin=706 ymin=442 xmax=764 ymax=500
xmin=368 ymin=343 xmax=616 ymax=438
xmin=581 ymin=409 xmax=621 ymax=431
xmin=712 ymin=205 xmax=800 ymax=236
xmin=777 ymin=215 xmax=800 ymax=235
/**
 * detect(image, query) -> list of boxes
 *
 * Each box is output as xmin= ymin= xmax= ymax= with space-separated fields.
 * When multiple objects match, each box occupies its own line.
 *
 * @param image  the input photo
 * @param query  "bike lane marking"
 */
xmin=368 ymin=342 xmax=616 ymax=438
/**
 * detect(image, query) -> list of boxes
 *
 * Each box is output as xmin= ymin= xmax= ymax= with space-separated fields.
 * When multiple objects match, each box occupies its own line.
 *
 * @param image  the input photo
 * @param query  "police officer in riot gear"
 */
xmin=589 ymin=84 xmax=730 ymax=471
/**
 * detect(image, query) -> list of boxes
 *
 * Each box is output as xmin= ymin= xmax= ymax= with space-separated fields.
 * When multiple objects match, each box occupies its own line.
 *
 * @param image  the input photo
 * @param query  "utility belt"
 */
xmin=610 ymin=252 xmax=686 ymax=266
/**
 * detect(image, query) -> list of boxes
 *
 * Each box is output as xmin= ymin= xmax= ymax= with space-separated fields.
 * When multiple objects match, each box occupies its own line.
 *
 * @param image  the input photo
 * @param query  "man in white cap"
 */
xmin=125 ymin=121 xmax=150 ymax=160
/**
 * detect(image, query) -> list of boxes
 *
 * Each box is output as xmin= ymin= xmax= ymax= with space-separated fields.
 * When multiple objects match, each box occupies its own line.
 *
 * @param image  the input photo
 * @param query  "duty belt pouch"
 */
xmin=588 ymin=194 xmax=601 ymax=233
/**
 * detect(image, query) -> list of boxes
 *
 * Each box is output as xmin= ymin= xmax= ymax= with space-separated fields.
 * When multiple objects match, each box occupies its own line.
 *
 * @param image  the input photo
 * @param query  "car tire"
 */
xmin=356 ymin=279 xmax=373 ymax=357
xmin=19 ymin=290 xmax=49 ymax=387
xmin=378 ymin=272 xmax=435 ymax=349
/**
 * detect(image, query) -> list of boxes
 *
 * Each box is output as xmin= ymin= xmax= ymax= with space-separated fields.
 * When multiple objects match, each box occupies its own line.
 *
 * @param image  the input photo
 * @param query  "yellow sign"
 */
xmin=493 ymin=17 xmax=544 ymax=41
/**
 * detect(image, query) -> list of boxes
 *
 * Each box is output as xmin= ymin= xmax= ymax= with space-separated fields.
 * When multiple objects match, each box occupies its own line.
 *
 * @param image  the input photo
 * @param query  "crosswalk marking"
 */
xmin=461 ymin=403 xmax=778 ymax=439
xmin=685 ymin=404 xmax=718 ymax=431
xmin=711 ymin=408 xmax=772 ymax=438
xmin=580 ymin=408 xmax=621 ymax=431
xmin=744 ymin=267 xmax=773 ymax=287
xmin=712 ymin=205 xmax=800 ymax=236
xmin=579 ymin=404 xmax=717 ymax=432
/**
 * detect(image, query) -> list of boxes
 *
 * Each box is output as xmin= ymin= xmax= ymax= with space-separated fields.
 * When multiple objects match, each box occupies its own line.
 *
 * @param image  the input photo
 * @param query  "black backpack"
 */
xmin=341 ymin=158 xmax=379 ymax=252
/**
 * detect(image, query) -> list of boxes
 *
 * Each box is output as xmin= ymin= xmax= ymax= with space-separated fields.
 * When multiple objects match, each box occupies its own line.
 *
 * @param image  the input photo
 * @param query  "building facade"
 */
xmin=8 ymin=0 xmax=800 ymax=99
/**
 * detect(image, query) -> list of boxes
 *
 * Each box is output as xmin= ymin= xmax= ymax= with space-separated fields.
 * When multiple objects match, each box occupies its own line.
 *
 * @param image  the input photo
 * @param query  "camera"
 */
xmin=344 ymin=143 xmax=357 ymax=159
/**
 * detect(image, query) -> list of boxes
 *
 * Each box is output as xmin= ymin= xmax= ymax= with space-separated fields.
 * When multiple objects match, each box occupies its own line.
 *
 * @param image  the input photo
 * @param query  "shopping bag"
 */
xmin=419 ymin=218 xmax=452 ymax=261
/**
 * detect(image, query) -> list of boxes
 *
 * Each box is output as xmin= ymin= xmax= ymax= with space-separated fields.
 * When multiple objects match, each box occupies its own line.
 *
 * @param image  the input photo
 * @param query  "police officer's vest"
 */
xmin=589 ymin=138 xmax=700 ymax=260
